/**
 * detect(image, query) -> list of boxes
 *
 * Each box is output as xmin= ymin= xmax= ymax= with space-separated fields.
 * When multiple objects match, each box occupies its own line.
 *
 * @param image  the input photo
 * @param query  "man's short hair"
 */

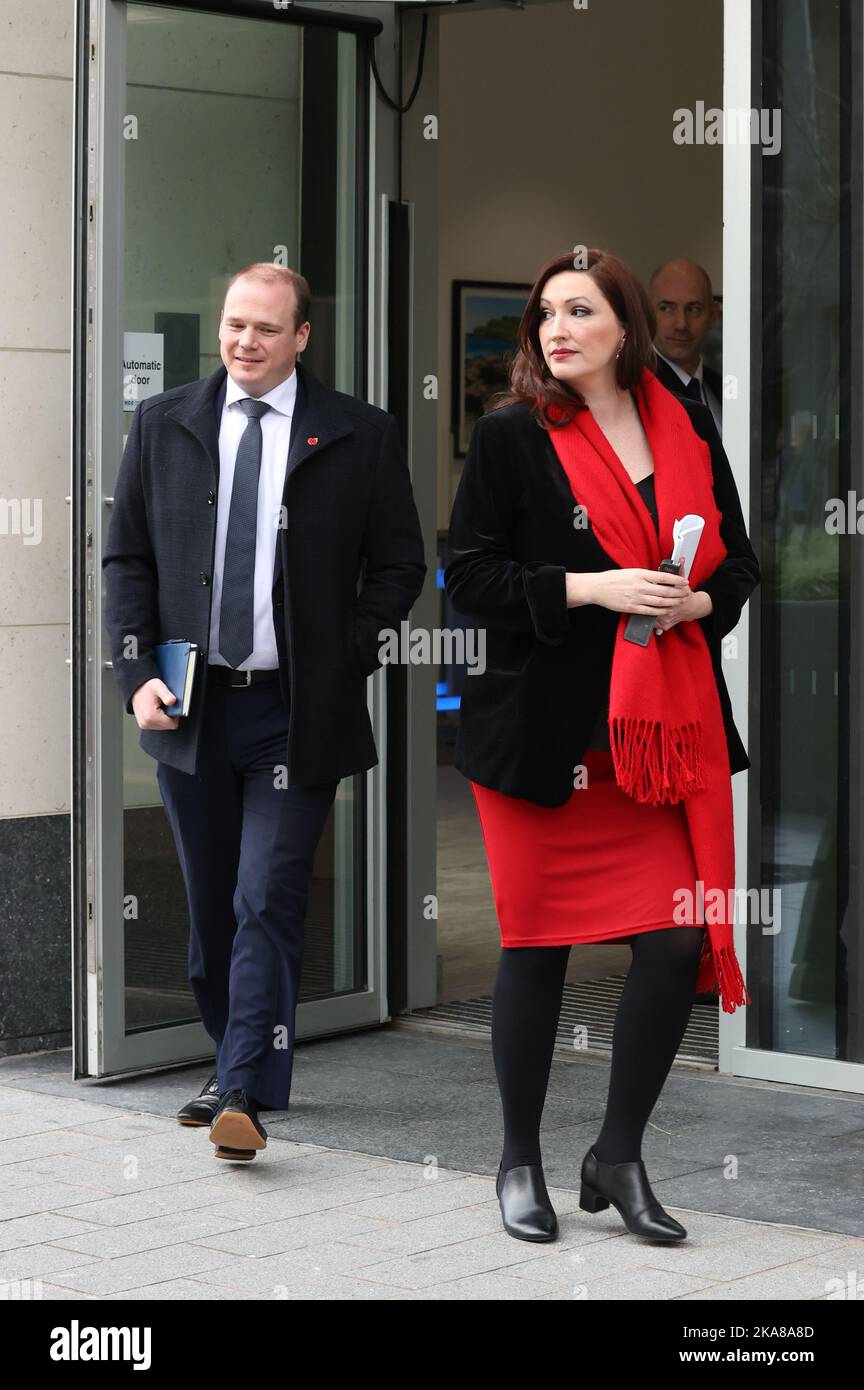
xmin=225 ymin=263 xmax=311 ymax=331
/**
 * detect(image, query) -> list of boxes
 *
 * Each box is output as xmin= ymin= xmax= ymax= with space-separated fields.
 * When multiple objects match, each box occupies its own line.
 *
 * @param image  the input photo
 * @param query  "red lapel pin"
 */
xmin=307 ymin=436 xmax=318 ymax=446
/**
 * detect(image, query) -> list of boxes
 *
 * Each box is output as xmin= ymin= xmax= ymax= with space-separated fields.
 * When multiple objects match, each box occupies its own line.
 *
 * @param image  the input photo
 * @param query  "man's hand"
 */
xmin=131 ymin=678 xmax=180 ymax=730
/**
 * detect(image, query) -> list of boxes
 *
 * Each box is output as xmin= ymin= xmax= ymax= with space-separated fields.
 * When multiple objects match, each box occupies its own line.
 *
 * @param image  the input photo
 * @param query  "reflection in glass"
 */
xmin=757 ymin=0 xmax=855 ymax=1059
xmin=118 ymin=4 xmax=363 ymax=1032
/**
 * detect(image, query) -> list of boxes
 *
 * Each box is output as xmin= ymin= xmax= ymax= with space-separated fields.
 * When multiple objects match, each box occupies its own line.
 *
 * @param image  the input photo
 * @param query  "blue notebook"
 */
xmin=154 ymin=640 xmax=199 ymax=717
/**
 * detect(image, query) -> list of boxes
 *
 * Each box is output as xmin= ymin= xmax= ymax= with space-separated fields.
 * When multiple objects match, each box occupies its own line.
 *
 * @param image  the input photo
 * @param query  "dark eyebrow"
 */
xmin=539 ymin=295 xmax=592 ymax=306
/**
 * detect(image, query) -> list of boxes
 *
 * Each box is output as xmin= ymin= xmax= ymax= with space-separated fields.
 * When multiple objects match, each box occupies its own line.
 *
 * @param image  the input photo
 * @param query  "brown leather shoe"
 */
xmin=209 ymin=1088 xmax=267 ymax=1156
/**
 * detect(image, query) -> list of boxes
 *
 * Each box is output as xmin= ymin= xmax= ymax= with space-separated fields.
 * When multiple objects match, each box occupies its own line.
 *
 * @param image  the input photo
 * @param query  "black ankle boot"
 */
xmin=495 ymin=1162 xmax=558 ymax=1242
xmin=579 ymin=1147 xmax=687 ymax=1241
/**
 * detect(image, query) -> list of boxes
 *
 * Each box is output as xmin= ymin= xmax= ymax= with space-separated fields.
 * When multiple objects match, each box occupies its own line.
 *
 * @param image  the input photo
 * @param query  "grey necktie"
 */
xmin=218 ymin=397 xmax=271 ymax=667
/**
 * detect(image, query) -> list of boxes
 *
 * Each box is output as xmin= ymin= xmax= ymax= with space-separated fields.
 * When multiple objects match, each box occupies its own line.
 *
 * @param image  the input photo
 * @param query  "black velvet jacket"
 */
xmin=443 ymin=394 xmax=760 ymax=807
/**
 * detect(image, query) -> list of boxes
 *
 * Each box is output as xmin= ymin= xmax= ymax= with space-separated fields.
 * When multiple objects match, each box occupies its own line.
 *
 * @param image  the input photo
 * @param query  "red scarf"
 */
xmin=545 ymin=367 xmax=750 ymax=1013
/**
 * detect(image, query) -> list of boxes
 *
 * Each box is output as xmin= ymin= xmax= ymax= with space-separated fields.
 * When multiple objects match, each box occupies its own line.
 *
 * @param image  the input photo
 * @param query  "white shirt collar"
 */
xmin=655 ymin=350 xmax=704 ymax=388
xmin=225 ymin=365 xmax=298 ymax=416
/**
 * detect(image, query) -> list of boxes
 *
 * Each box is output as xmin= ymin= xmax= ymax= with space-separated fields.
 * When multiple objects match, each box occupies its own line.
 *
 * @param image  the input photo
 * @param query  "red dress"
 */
xmin=470 ymin=472 xmax=700 ymax=948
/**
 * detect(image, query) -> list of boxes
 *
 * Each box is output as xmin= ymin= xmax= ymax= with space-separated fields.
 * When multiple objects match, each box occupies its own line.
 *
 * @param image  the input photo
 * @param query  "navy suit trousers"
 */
xmin=156 ymin=678 xmax=338 ymax=1109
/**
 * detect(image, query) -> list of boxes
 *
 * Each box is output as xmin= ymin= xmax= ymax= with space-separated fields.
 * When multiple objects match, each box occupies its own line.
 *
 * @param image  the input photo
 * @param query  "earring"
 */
xmin=615 ymin=335 xmax=626 ymax=360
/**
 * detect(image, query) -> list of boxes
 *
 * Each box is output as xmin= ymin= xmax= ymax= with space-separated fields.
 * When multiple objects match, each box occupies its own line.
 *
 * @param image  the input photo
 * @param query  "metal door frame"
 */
xmin=723 ymin=0 xmax=864 ymax=1093
xmin=71 ymin=0 xmax=399 ymax=1080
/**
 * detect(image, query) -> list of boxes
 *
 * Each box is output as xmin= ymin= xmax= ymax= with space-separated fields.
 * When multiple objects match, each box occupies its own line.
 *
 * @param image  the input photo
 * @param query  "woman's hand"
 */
xmin=650 ymin=584 xmax=713 ymax=634
xmin=565 ymin=568 xmax=713 ymax=634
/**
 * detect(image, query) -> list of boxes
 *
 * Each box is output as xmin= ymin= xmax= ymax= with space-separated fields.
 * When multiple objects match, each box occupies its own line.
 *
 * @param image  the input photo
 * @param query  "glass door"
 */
xmin=73 ymin=0 xmax=385 ymax=1079
xmin=726 ymin=0 xmax=864 ymax=1092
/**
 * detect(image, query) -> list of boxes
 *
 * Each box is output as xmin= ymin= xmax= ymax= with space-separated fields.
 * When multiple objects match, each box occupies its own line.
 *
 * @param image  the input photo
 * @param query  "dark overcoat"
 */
xmin=444 ymin=392 xmax=759 ymax=807
xmin=102 ymin=361 xmax=427 ymax=782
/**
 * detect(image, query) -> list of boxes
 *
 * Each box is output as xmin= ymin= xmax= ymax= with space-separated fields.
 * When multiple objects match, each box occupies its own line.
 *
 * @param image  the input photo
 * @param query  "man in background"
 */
xmin=649 ymin=258 xmax=723 ymax=437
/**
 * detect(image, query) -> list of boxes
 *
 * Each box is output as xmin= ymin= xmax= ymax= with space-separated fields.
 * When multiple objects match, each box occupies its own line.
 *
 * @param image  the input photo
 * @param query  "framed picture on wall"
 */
xmin=451 ymin=279 xmax=531 ymax=457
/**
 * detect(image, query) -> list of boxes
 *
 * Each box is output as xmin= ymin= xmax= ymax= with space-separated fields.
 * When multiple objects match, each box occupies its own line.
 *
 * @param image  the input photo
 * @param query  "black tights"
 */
xmin=491 ymin=926 xmax=706 ymax=1171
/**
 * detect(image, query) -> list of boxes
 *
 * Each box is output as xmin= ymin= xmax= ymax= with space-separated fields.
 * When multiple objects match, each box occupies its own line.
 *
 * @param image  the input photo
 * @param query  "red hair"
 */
xmin=490 ymin=248 xmax=657 ymax=428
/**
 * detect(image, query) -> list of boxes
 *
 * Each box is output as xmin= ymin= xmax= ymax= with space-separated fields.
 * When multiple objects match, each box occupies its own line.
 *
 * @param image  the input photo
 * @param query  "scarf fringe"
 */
xmin=609 ymin=715 xmax=707 ymax=805
xmin=696 ymin=935 xmax=752 ymax=1014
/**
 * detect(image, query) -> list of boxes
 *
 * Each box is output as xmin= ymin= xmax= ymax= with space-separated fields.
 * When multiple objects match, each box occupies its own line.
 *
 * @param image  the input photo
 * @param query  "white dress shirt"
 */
xmin=655 ymin=351 xmax=723 ymax=436
xmin=208 ymin=367 xmax=297 ymax=670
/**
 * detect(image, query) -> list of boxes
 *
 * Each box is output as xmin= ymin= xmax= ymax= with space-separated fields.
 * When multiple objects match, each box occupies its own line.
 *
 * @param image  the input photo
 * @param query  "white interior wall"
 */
xmin=437 ymin=0 xmax=724 ymax=529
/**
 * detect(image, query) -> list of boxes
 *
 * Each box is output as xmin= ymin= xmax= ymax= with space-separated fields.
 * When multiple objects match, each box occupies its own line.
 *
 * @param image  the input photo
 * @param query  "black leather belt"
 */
xmin=207 ymin=664 xmax=281 ymax=688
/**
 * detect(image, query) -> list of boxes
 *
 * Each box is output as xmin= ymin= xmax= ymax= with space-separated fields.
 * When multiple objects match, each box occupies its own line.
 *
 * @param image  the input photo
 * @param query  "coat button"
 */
xmin=200 ymin=572 xmax=210 ymax=585
xmin=206 ymin=490 xmax=215 ymax=505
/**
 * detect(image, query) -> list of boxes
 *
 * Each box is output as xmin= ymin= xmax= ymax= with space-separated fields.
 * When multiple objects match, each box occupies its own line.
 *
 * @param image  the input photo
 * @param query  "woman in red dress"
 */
xmin=444 ymin=249 xmax=759 ymax=1244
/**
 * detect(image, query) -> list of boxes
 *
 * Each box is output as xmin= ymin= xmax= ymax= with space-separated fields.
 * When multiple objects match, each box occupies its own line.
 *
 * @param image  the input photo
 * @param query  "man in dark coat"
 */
xmin=649 ymin=259 xmax=723 ymax=437
xmin=102 ymin=264 xmax=426 ymax=1158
